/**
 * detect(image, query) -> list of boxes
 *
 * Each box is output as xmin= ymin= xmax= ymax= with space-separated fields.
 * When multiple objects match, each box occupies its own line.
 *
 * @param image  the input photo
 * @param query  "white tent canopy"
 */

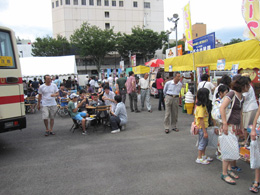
xmin=20 ymin=55 xmax=77 ymax=77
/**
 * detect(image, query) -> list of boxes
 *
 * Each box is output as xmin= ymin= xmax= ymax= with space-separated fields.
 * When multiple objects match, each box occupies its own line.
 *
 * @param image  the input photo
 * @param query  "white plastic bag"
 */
xmin=207 ymin=127 xmax=218 ymax=149
xmin=219 ymin=131 xmax=239 ymax=161
xmin=250 ymin=140 xmax=260 ymax=169
xmin=137 ymin=94 xmax=141 ymax=101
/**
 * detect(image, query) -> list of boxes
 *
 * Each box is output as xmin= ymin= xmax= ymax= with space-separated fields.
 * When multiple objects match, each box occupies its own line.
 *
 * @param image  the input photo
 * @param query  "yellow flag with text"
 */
xmin=183 ymin=2 xmax=193 ymax=51
xmin=242 ymin=0 xmax=260 ymax=41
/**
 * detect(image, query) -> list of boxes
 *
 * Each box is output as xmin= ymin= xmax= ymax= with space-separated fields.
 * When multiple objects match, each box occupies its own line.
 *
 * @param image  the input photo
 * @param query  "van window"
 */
xmin=0 ymin=31 xmax=16 ymax=69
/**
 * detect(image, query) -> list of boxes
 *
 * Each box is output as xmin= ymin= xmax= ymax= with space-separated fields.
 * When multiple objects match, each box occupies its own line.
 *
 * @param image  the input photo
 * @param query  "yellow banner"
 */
xmin=183 ymin=2 xmax=193 ymax=51
xmin=242 ymin=0 xmax=260 ymax=41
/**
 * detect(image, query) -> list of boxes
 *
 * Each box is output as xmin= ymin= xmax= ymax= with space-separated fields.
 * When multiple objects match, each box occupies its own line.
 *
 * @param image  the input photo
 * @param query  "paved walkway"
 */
xmin=0 ymin=97 xmax=254 ymax=195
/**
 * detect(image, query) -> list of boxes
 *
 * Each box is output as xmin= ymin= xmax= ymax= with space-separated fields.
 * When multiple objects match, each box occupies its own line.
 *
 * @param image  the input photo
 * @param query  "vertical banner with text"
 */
xmin=242 ymin=0 xmax=260 ymax=41
xmin=131 ymin=55 xmax=136 ymax=67
xmin=183 ymin=2 xmax=193 ymax=51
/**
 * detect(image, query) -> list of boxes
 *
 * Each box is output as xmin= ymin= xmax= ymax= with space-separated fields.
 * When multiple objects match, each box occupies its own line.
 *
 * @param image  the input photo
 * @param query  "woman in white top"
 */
xmin=242 ymin=75 xmax=258 ymax=145
xmin=197 ymin=74 xmax=215 ymax=126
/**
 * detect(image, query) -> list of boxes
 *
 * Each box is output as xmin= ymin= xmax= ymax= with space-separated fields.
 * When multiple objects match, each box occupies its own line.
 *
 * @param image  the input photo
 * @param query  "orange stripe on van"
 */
xmin=0 ymin=77 xmax=23 ymax=85
xmin=0 ymin=95 xmax=24 ymax=105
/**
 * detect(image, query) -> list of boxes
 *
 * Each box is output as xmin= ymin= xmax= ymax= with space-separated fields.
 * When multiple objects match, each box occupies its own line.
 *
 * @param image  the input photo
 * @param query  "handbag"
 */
xmin=219 ymin=131 xmax=240 ymax=161
xmin=190 ymin=118 xmax=199 ymax=136
xmin=225 ymin=92 xmax=236 ymax=122
xmin=250 ymin=139 xmax=260 ymax=169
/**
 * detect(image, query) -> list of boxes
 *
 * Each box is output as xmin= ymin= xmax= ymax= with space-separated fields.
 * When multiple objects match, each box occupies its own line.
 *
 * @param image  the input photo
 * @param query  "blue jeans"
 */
xmin=158 ymin=89 xmax=165 ymax=110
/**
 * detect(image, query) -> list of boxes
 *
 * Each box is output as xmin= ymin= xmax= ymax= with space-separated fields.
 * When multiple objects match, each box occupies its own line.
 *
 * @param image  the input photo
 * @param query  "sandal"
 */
xmin=249 ymin=181 xmax=260 ymax=193
xmin=172 ymin=128 xmax=179 ymax=132
xmin=221 ymin=174 xmax=236 ymax=185
xmin=45 ymin=131 xmax=49 ymax=136
xmin=49 ymin=132 xmax=55 ymax=135
xmin=231 ymin=166 xmax=242 ymax=172
xmin=227 ymin=170 xmax=239 ymax=179
xmin=165 ymin=129 xmax=169 ymax=134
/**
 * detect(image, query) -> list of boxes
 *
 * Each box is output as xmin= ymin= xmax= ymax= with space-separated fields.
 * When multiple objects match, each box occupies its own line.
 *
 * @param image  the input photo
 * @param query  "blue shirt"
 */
xmin=114 ymin=102 xmax=128 ymax=125
xmin=163 ymin=80 xmax=182 ymax=96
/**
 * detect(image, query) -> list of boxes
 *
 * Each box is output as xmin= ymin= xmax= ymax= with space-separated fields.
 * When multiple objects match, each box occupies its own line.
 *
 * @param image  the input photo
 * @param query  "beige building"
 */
xmin=192 ymin=23 xmax=206 ymax=39
xmin=51 ymin=0 xmax=164 ymax=40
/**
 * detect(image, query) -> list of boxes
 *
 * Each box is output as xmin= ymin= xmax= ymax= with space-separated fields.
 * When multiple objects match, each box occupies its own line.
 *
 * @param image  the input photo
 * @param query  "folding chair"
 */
xmin=68 ymin=111 xmax=82 ymax=133
xmin=95 ymin=105 xmax=111 ymax=130
xmin=24 ymin=96 xmax=37 ymax=114
xmin=56 ymin=98 xmax=69 ymax=117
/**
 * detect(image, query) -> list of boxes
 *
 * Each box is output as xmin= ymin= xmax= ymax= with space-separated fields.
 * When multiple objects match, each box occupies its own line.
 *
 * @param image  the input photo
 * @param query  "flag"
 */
xmin=183 ymin=2 xmax=193 ymax=51
xmin=242 ymin=0 xmax=260 ymax=41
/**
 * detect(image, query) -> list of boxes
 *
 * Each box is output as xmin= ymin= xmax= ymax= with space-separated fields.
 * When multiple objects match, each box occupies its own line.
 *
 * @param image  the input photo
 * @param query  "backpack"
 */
xmin=152 ymin=81 xmax=157 ymax=88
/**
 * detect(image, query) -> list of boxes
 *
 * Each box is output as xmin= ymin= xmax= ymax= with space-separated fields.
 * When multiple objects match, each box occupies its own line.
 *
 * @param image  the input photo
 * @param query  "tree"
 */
xmin=224 ymin=38 xmax=244 ymax=46
xmin=70 ymin=23 xmax=117 ymax=73
xmin=31 ymin=35 xmax=70 ymax=56
xmin=116 ymin=27 xmax=168 ymax=63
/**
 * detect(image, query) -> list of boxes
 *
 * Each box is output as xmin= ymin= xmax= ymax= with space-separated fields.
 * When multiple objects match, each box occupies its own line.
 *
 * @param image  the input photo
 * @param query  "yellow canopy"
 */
xmin=164 ymin=39 xmax=260 ymax=72
xmin=132 ymin=65 xmax=150 ymax=74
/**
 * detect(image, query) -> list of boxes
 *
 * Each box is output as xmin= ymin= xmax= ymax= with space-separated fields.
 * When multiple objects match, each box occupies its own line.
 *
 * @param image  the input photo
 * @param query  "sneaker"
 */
xmin=195 ymin=158 xmax=210 ymax=165
xmin=82 ymin=131 xmax=87 ymax=135
xmin=202 ymin=155 xmax=213 ymax=162
xmin=111 ymin=129 xmax=120 ymax=134
xmin=216 ymin=155 xmax=222 ymax=161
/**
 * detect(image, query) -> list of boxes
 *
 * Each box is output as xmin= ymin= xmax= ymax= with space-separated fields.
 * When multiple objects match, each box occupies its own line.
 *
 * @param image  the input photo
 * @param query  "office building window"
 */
xmin=97 ymin=0 xmax=101 ymax=6
xmin=82 ymin=0 xmax=86 ymax=5
xmin=133 ymin=1 xmax=138 ymax=7
xmin=89 ymin=0 xmax=94 ymax=5
xmin=104 ymin=0 xmax=109 ymax=6
xmin=119 ymin=1 xmax=123 ymax=7
xmin=74 ymin=0 xmax=78 ymax=5
xmin=105 ymin=11 xmax=109 ymax=18
xmin=66 ymin=0 xmax=70 ymax=4
xmin=144 ymin=2 xmax=150 ymax=8
xmin=56 ymin=1 xmax=59 ymax=7
xmin=105 ymin=23 xmax=110 ymax=29
xmin=52 ymin=2 xmax=55 ymax=8
xmin=60 ymin=0 xmax=63 ymax=5
xmin=112 ymin=0 xmax=116 ymax=6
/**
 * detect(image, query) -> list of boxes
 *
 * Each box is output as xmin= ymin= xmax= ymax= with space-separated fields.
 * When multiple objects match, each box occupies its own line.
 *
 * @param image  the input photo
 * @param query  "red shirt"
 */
xmin=156 ymin=78 xmax=164 ymax=90
xmin=126 ymin=76 xmax=136 ymax=94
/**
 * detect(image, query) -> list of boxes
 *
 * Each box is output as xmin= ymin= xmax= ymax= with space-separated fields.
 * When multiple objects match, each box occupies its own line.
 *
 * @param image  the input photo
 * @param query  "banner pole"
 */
xmin=192 ymin=52 xmax=196 ymax=95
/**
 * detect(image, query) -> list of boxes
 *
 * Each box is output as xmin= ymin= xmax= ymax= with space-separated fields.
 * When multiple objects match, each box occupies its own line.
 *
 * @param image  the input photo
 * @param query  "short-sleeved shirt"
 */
xmin=68 ymin=101 xmax=79 ymax=118
xmin=197 ymin=81 xmax=215 ymax=101
xmin=54 ymin=79 xmax=61 ymax=88
xmin=156 ymin=78 xmax=164 ymax=90
xmin=77 ymin=97 xmax=89 ymax=111
xmin=126 ymin=76 xmax=136 ymax=94
xmin=163 ymin=80 xmax=182 ymax=96
xmin=38 ymin=83 xmax=58 ymax=106
xmin=116 ymin=77 xmax=127 ymax=90
xmin=31 ymin=81 xmax=39 ymax=89
xmin=103 ymin=91 xmax=116 ymax=111
xmin=242 ymin=85 xmax=258 ymax=112
xmin=225 ymin=91 xmax=244 ymax=125
xmin=114 ymin=102 xmax=128 ymax=125
xmin=138 ymin=78 xmax=149 ymax=89
xmin=90 ymin=99 xmax=103 ymax=107
xmin=195 ymin=105 xmax=209 ymax=128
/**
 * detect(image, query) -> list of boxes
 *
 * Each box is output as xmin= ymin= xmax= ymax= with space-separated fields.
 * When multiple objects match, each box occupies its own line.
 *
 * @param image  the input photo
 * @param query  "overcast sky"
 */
xmin=0 ymin=0 xmax=247 ymax=43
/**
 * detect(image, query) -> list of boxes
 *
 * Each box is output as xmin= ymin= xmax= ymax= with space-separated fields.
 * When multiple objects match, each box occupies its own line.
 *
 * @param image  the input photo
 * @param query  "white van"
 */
xmin=0 ymin=26 xmax=26 ymax=132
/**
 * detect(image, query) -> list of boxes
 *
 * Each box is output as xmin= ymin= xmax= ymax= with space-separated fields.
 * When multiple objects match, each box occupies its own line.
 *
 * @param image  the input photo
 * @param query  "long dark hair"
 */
xmin=196 ymin=88 xmax=209 ymax=107
xmin=216 ymin=85 xmax=229 ymax=98
xmin=231 ymin=76 xmax=250 ymax=93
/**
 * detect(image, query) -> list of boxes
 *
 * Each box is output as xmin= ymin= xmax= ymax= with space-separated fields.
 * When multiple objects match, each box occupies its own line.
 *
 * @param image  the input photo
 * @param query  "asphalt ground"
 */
xmin=0 ymin=96 xmax=255 ymax=195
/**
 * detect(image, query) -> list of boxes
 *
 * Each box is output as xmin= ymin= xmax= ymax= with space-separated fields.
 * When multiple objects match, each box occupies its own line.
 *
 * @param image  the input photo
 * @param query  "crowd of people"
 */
xmin=23 ymin=71 xmax=260 ymax=192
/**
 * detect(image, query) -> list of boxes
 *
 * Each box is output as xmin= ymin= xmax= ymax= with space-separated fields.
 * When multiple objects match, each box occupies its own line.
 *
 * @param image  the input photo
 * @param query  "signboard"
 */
xmin=131 ymin=55 xmax=136 ymax=67
xmin=217 ymin=59 xmax=226 ymax=70
xmin=120 ymin=60 xmax=124 ymax=71
xmin=188 ymin=32 xmax=215 ymax=53
xmin=166 ymin=45 xmax=183 ymax=58
xmin=197 ymin=66 xmax=209 ymax=83
xmin=231 ymin=64 xmax=239 ymax=79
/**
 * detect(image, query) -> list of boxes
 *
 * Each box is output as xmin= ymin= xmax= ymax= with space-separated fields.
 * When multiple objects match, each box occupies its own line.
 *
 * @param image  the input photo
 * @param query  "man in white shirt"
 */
xmin=37 ymin=75 xmax=59 ymax=136
xmin=89 ymin=77 xmax=96 ymax=91
xmin=84 ymin=75 xmax=89 ymax=85
xmin=139 ymin=73 xmax=152 ymax=112
xmin=102 ymin=85 xmax=116 ymax=112
xmin=108 ymin=74 xmax=113 ymax=87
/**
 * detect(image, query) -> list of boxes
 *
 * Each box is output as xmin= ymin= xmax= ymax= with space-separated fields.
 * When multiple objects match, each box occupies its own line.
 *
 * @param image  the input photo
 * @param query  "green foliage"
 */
xmin=116 ymin=27 xmax=167 ymax=62
xmin=224 ymin=38 xmax=244 ymax=46
xmin=70 ymin=22 xmax=116 ymax=73
xmin=31 ymin=35 xmax=70 ymax=56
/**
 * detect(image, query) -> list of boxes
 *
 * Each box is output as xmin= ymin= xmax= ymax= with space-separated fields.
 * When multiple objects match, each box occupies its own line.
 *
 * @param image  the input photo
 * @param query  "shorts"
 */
xmin=243 ymin=109 xmax=257 ymax=129
xmin=198 ymin=128 xmax=208 ymax=151
xmin=73 ymin=112 xmax=87 ymax=121
xmin=42 ymin=106 xmax=57 ymax=120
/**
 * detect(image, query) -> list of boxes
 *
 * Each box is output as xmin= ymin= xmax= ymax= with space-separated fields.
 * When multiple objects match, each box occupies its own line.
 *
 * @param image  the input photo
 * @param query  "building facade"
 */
xmin=192 ymin=23 xmax=206 ymax=39
xmin=51 ymin=0 xmax=164 ymax=40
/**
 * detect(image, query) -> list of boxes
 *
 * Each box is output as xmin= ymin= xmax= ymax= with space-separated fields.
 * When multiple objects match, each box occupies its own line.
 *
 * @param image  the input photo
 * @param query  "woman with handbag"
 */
xmin=219 ymin=76 xmax=250 ymax=185
xmin=249 ymin=104 xmax=260 ymax=192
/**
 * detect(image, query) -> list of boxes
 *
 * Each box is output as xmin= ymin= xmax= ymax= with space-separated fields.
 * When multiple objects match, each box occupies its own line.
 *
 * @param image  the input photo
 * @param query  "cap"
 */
xmin=70 ymin=93 xmax=78 ymax=99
